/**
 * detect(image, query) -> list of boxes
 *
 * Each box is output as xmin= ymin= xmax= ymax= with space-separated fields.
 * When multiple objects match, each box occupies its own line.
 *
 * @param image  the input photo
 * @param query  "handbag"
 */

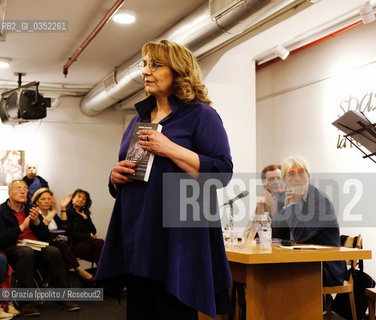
xmin=332 ymin=259 xmax=375 ymax=319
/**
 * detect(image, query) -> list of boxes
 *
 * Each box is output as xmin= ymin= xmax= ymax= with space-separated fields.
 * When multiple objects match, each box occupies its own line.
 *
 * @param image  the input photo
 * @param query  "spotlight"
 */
xmin=0 ymin=58 xmax=11 ymax=69
xmin=0 ymin=75 xmax=50 ymax=125
xmin=274 ymin=45 xmax=290 ymax=60
xmin=360 ymin=1 xmax=375 ymax=24
xmin=113 ymin=9 xmax=136 ymax=24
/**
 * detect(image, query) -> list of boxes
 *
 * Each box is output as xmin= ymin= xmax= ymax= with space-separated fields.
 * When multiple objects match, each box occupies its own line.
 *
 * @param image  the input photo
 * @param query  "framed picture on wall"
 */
xmin=0 ymin=150 xmax=25 ymax=186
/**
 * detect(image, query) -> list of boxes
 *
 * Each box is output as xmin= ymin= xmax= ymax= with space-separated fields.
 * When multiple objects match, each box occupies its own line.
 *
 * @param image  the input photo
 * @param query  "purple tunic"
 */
xmin=96 ymin=95 xmax=233 ymax=318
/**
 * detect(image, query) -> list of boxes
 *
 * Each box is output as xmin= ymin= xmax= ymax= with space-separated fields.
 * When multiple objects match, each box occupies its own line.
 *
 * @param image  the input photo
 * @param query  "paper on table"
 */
xmin=280 ymin=245 xmax=328 ymax=249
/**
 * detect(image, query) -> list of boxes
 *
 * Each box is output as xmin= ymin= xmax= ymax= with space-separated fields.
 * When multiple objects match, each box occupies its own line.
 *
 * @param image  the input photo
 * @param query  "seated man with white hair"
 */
xmin=272 ymin=156 xmax=346 ymax=286
xmin=0 ymin=180 xmax=79 ymax=316
xmin=22 ymin=163 xmax=49 ymax=198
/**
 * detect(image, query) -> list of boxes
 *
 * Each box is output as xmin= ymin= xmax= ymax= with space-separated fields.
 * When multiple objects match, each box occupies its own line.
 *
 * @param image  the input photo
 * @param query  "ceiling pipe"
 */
xmin=80 ymin=0 xmax=308 ymax=116
xmin=63 ymin=0 xmax=125 ymax=77
xmin=256 ymin=20 xmax=363 ymax=70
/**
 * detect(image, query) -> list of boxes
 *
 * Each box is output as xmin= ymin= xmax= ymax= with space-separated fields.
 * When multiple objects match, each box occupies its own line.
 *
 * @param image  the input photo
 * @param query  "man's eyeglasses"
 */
xmin=287 ymin=171 xmax=306 ymax=178
xmin=138 ymin=59 xmax=165 ymax=73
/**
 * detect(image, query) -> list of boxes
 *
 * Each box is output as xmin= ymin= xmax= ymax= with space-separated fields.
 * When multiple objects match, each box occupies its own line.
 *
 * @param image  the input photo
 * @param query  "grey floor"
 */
xmin=11 ymin=269 xmax=127 ymax=320
xmin=13 ymin=302 xmax=366 ymax=320
xmin=15 ymin=296 xmax=127 ymax=320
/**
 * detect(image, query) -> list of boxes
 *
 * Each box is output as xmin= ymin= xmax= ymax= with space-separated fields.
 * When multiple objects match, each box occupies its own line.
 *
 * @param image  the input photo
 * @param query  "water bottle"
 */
xmin=256 ymin=199 xmax=265 ymax=224
xmin=259 ymin=212 xmax=272 ymax=250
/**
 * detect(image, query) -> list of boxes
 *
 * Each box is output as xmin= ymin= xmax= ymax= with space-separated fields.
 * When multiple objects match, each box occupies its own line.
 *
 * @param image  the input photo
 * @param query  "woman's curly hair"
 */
xmin=141 ymin=39 xmax=211 ymax=105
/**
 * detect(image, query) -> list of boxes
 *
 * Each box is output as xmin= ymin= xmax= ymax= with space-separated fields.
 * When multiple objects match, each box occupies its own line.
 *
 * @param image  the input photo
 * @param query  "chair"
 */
xmin=323 ymin=234 xmax=362 ymax=320
xmin=366 ymin=288 xmax=376 ymax=320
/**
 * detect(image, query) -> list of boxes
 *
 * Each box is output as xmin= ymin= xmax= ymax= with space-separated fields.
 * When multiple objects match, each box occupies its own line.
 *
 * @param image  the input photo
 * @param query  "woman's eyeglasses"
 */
xmin=138 ymin=59 xmax=164 ymax=72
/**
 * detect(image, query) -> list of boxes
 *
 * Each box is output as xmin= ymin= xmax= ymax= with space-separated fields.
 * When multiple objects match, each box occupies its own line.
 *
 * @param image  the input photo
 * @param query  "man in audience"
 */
xmin=272 ymin=156 xmax=346 ymax=286
xmin=22 ymin=163 xmax=49 ymax=198
xmin=235 ymin=164 xmax=285 ymax=320
xmin=259 ymin=164 xmax=284 ymax=215
xmin=245 ymin=164 xmax=285 ymax=238
xmin=0 ymin=180 xmax=79 ymax=316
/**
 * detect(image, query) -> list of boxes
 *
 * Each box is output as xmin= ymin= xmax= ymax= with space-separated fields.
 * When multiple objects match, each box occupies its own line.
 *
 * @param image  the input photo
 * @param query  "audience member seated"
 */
xmin=22 ymin=163 xmax=49 ymax=198
xmin=0 ymin=180 xmax=80 ymax=316
xmin=272 ymin=156 xmax=346 ymax=286
xmin=0 ymin=252 xmax=20 ymax=319
xmin=0 ymin=253 xmax=7 ymax=287
xmin=32 ymin=188 xmax=95 ymax=282
xmin=66 ymin=189 xmax=104 ymax=266
xmin=245 ymin=164 xmax=285 ymax=239
xmin=234 ymin=164 xmax=285 ymax=320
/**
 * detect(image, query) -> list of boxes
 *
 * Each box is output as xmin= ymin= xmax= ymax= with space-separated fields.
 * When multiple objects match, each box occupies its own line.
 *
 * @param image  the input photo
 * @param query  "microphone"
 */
xmin=222 ymin=191 xmax=249 ymax=206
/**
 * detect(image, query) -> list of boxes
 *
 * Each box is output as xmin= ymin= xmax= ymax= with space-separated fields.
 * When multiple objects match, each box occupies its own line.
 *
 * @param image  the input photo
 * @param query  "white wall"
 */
xmin=200 ymin=44 xmax=256 ymax=228
xmin=256 ymin=21 xmax=376 ymax=278
xmin=0 ymin=96 xmax=126 ymax=238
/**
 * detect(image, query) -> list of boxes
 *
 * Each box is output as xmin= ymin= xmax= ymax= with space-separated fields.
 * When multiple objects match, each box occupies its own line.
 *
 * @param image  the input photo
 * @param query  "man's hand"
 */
xmin=19 ymin=216 xmax=31 ymax=232
xmin=263 ymin=191 xmax=277 ymax=216
xmin=29 ymin=206 xmax=41 ymax=225
xmin=284 ymin=185 xmax=307 ymax=208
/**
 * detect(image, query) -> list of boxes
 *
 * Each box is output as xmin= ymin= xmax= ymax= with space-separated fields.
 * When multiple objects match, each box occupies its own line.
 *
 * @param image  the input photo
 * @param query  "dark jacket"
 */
xmin=51 ymin=214 xmax=68 ymax=230
xmin=66 ymin=204 xmax=96 ymax=243
xmin=97 ymin=95 xmax=233 ymax=319
xmin=22 ymin=175 xmax=49 ymax=188
xmin=0 ymin=200 xmax=50 ymax=250
xmin=272 ymin=184 xmax=346 ymax=286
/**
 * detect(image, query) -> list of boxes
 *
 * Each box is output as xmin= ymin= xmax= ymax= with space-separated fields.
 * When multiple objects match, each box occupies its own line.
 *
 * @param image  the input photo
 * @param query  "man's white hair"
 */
xmin=281 ymin=156 xmax=311 ymax=180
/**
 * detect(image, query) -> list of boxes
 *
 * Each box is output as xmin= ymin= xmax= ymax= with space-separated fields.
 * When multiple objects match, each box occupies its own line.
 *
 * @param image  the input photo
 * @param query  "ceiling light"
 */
xmin=360 ymin=1 xmax=375 ymax=24
xmin=113 ymin=9 xmax=136 ymax=24
xmin=274 ymin=45 xmax=290 ymax=60
xmin=0 ymin=58 xmax=11 ymax=69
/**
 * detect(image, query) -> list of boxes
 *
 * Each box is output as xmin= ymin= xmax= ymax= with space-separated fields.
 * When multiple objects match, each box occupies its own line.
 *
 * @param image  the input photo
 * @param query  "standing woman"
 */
xmin=96 ymin=39 xmax=233 ymax=319
xmin=65 ymin=189 xmax=104 ymax=265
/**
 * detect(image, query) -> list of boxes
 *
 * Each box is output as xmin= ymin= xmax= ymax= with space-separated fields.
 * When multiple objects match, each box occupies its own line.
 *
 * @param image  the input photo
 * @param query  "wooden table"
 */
xmin=225 ymin=244 xmax=372 ymax=320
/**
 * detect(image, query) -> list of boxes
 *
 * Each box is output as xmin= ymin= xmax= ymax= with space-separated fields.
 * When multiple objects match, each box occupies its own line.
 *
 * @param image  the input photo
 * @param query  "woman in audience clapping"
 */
xmin=32 ymin=188 xmax=94 ymax=281
xmin=65 ymin=189 xmax=104 ymax=265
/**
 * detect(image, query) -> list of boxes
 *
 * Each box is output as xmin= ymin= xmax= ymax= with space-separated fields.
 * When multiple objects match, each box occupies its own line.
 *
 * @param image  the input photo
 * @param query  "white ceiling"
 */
xmin=0 ymin=0 xmax=374 ymax=97
xmin=0 ymin=0 xmax=206 ymax=89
